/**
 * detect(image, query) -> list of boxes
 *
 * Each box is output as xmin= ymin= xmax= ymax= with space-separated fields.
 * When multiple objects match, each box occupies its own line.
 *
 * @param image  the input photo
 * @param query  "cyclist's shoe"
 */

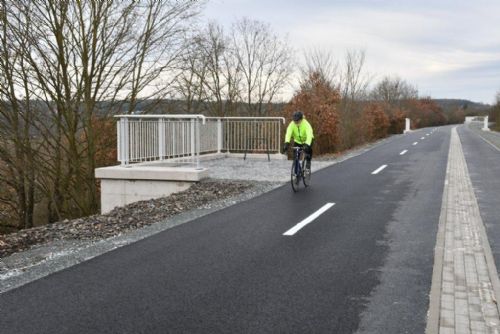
xmin=306 ymin=160 xmax=311 ymax=170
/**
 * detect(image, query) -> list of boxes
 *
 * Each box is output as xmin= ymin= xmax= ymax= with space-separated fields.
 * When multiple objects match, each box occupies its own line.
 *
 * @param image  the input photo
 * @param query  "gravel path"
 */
xmin=203 ymin=156 xmax=337 ymax=182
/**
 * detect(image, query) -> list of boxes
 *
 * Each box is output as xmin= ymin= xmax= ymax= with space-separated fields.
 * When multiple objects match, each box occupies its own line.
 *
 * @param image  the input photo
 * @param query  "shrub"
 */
xmin=388 ymin=107 xmax=406 ymax=134
xmin=406 ymin=98 xmax=446 ymax=128
xmin=283 ymin=72 xmax=341 ymax=154
xmin=361 ymin=102 xmax=390 ymax=140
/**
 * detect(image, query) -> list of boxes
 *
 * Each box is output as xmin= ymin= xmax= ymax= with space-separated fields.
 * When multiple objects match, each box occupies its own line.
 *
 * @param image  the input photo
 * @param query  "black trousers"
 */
xmin=299 ymin=140 xmax=313 ymax=162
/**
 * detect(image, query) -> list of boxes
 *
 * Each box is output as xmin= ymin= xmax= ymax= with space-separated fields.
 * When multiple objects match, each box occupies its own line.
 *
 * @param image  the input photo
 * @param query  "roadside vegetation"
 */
xmin=490 ymin=92 xmax=500 ymax=131
xmin=0 ymin=1 xmax=478 ymax=234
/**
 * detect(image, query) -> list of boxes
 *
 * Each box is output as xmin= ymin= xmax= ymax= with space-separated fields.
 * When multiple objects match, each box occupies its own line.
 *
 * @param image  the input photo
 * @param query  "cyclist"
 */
xmin=283 ymin=111 xmax=315 ymax=170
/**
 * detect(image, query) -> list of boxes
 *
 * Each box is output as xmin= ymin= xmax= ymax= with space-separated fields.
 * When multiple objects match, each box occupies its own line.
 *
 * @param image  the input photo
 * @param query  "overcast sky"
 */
xmin=202 ymin=0 xmax=500 ymax=104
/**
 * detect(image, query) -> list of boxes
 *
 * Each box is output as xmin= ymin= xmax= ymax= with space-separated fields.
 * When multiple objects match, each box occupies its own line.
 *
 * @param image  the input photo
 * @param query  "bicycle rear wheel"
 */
xmin=291 ymin=160 xmax=300 ymax=192
xmin=302 ymin=158 xmax=311 ymax=187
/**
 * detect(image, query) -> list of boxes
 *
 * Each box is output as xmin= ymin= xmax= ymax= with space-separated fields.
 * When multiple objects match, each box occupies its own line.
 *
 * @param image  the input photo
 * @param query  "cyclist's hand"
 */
xmin=283 ymin=143 xmax=289 ymax=153
xmin=303 ymin=144 xmax=311 ymax=151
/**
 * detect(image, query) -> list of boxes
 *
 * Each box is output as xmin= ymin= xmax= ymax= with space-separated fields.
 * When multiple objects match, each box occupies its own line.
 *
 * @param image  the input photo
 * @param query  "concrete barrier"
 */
xmin=404 ymin=118 xmax=411 ymax=134
xmin=95 ymin=165 xmax=208 ymax=214
xmin=483 ymin=116 xmax=490 ymax=131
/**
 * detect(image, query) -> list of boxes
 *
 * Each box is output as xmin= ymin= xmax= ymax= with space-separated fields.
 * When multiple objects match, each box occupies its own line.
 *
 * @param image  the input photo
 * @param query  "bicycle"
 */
xmin=290 ymin=146 xmax=311 ymax=192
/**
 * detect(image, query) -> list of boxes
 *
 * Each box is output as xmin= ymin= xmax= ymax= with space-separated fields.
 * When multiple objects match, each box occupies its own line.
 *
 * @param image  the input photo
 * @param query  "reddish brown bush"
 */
xmin=283 ymin=72 xmax=341 ymax=154
xmin=388 ymin=107 xmax=406 ymax=134
xmin=406 ymin=98 xmax=446 ymax=128
xmin=448 ymin=108 xmax=466 ymax=124
xmin=361 ymin=102 xmax=390 ymax=140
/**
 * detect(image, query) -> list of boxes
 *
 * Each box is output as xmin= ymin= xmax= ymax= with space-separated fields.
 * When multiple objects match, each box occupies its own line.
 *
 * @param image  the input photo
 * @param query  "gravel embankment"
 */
xmin=0 ymin=180 xmax=254 ymax=259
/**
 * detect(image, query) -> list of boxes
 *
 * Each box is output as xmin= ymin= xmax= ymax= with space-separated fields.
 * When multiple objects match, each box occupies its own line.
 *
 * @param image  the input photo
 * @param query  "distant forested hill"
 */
xmin=433 ymin=99 xmax=491 ymax=116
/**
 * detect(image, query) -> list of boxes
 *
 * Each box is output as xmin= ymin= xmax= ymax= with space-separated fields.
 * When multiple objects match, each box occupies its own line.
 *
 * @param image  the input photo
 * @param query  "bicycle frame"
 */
xmin=290 ymin=146 xmax=309 ymax=192
xmin=293 ymin=146 xmax=303 ymax=177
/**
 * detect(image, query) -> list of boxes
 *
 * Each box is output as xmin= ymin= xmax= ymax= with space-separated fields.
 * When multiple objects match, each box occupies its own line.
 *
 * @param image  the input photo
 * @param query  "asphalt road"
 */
xmin=0 ymin=127 xmax=454 ymax=333
xmin=458 ymin=126 xmax=500 ymax=274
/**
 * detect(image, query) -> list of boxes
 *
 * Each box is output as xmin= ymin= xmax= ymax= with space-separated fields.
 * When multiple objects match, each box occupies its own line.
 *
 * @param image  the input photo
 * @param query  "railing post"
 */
xmin=158 ymin=118 xmax=165 ymax=160
xmin=196 ymin=118 xmax=201 ymax=169
xmin=117 ymin=119 xmax=121 ymax=163
xmin=190 ymin=119 xmax=195 ymax=166
xmin=172 ymin=121 xmax=177 ymax=158
xmin=279 ymin=120 xmax=282 ymax=153
xmin=217 ymin=119 xmax=222 ymax=153
xmin=119 ymin=117 xmax=129 ymax=166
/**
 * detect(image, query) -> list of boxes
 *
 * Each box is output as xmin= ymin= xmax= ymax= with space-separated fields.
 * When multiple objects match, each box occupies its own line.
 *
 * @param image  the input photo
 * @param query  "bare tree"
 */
xmin=196 ymin=22 xmax=242 ymax=117
xmin=0 ymin=0 xmax=204 ymax=227
xmin=232 ymin=17 xmax=293 ymax=116
xmin=300 ymin=47 xmax=340 ymax=89
xmin=0 ymin=0 xmax=38 ymax=229
xmin=177 ymin=18 xmax=292 ymax=118
xmin=371 ymin=76 xmax=418 ymax=106
xmin=340 ymin=49 xmax=370 ymax=104
xmin=338 ymin=49 xmax=372 ymax=150
xmin=174 ymin=32 xmax=208 ymax=114
xmin=175 ymin=22 xmax=232 ymax=116
xmin=123 ymin=1 xmax=204 ymax=113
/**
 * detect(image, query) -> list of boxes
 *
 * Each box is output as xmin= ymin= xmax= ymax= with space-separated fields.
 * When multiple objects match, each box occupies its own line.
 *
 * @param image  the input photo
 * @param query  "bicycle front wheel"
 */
xmin=291 ymin=160 xmax=300 ymax=192
xmin=302 ymin=159 xmax=311 ymax=187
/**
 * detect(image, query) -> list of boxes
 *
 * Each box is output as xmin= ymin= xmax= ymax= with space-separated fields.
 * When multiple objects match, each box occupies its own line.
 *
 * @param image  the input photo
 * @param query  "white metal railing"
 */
xmin=116 ymin=115 xmax=285 ymax=167
xmin=117 ymin=115 xmax=205 ymax=168
xmin=207 ymin=117 xmax=284 ymax=155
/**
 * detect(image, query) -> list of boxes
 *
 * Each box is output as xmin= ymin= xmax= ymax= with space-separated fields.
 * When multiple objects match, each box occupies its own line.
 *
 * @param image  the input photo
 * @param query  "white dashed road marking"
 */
xmin=371 ymin=165 xmax=388 ymax=175
xmin=283 ymin=203 xmax=336 ymax=236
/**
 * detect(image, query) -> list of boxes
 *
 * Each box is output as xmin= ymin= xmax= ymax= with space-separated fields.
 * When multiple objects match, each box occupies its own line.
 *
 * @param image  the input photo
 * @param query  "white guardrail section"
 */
xmin=116 ymin=115 xmax=206 ymax=168
xmin=206 ymin=117 xmax=285 ymax=154
xmin=116 ymin=115 xmax=285 ymax=167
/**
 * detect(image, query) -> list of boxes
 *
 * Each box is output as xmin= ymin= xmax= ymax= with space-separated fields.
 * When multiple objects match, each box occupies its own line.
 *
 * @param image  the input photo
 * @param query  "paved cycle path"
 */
xmin=0 ymin=127 xmax=450 ymax=333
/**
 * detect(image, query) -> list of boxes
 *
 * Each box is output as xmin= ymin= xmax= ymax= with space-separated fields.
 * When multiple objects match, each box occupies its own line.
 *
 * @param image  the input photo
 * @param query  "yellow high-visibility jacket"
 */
xmin=285 ymin=118 xmax=314 ymax=145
